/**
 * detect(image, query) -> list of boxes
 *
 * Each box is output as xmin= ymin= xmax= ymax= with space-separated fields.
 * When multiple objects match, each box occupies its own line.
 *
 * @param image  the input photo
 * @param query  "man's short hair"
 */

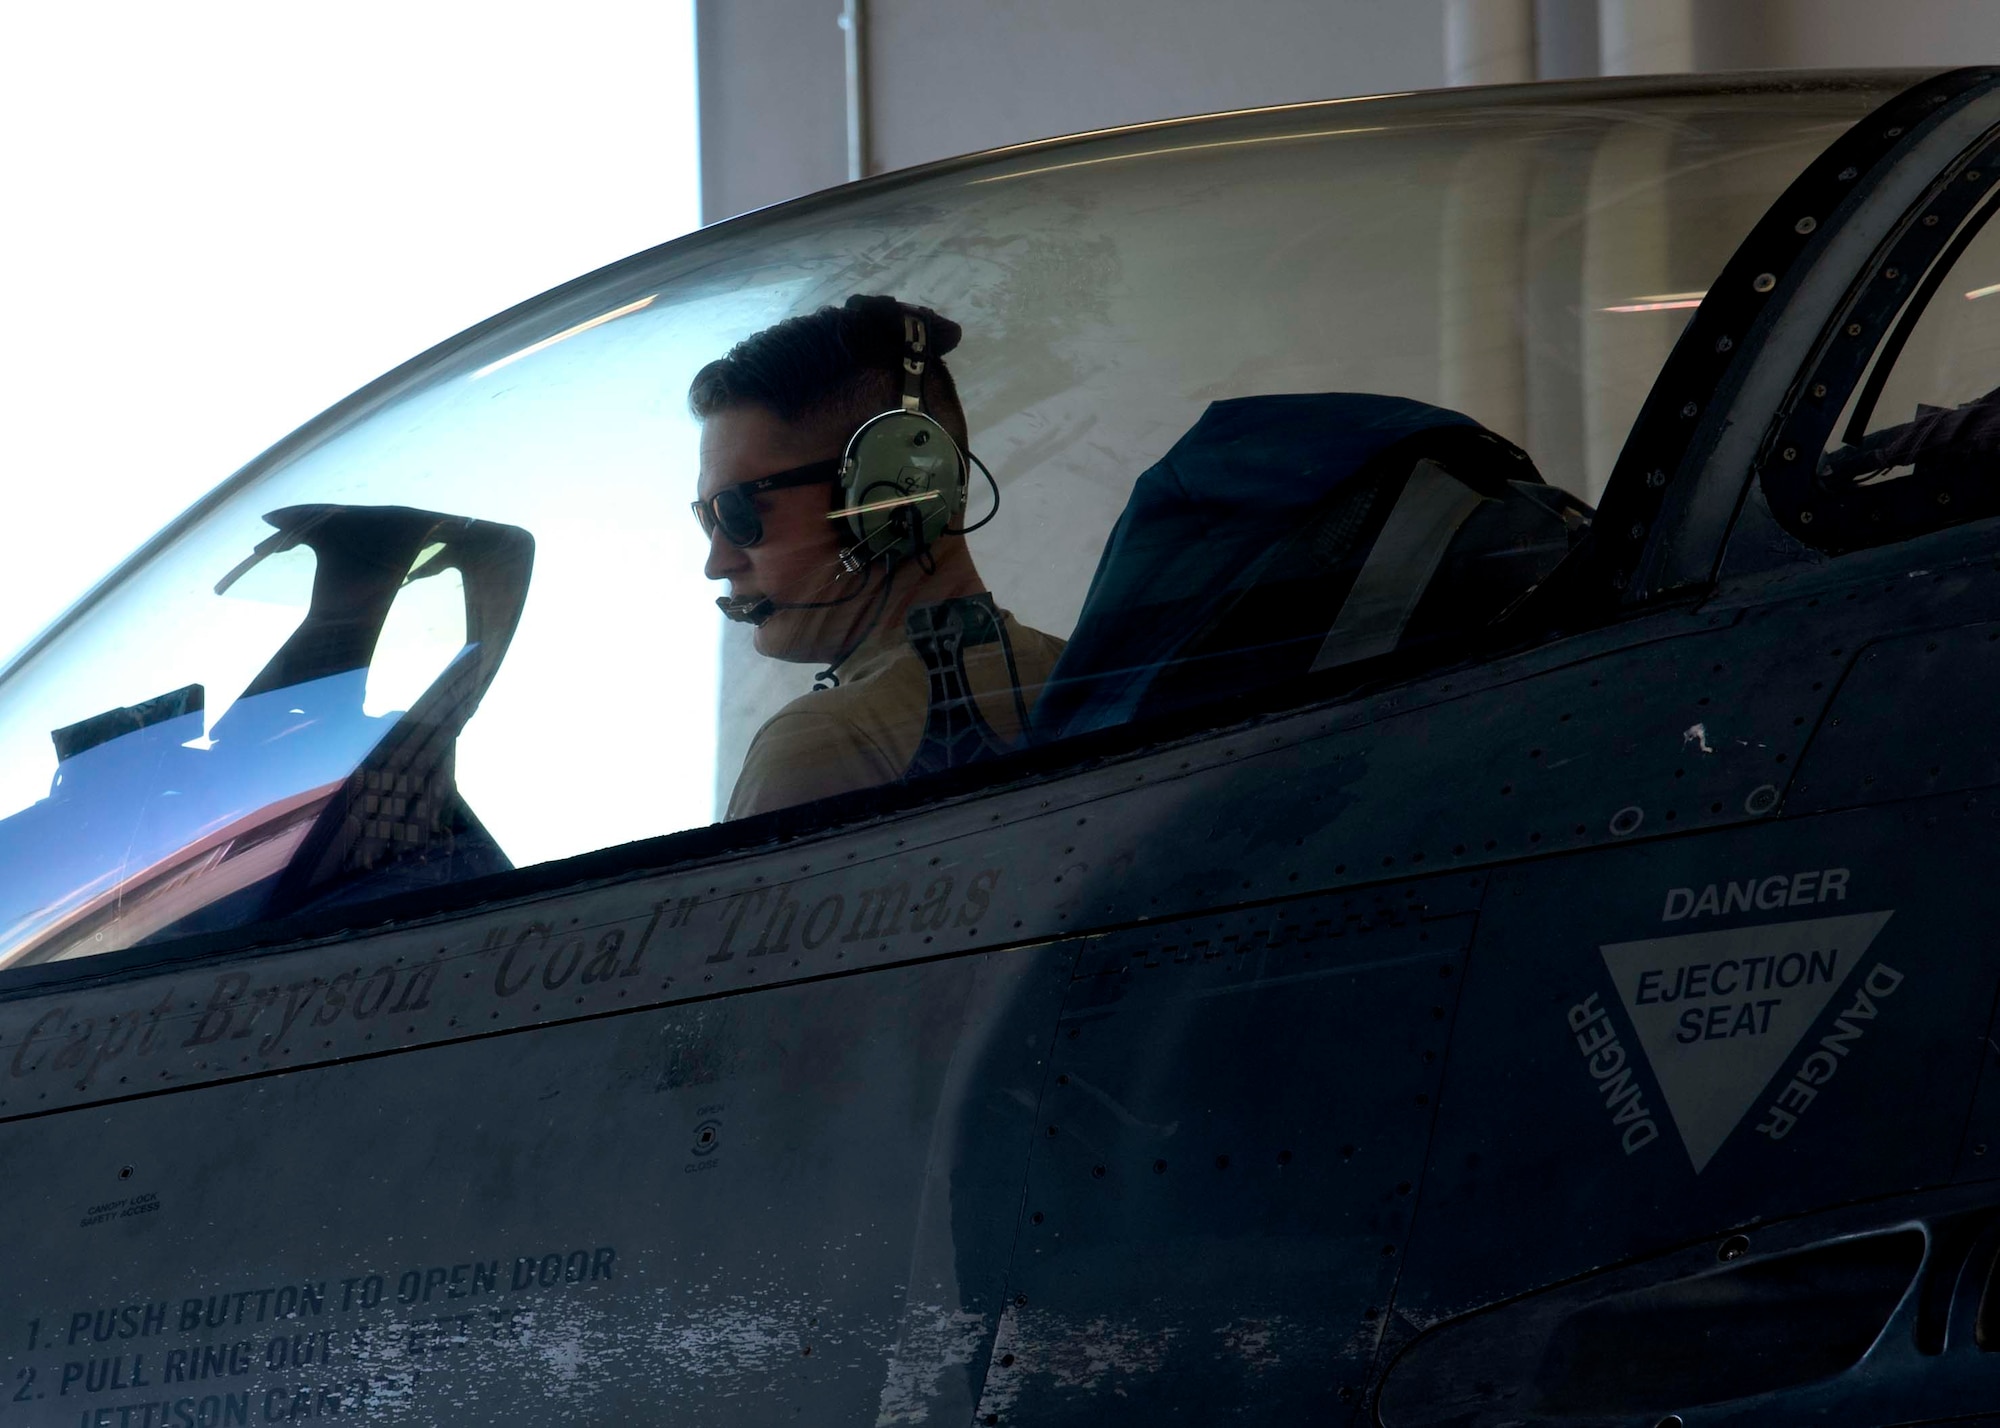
xmin=688 ymin=294 xmax=969 ymax=448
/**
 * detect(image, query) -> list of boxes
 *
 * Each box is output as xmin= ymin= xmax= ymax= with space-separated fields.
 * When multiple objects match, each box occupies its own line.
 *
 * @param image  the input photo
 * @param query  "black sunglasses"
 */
xmin=690 ymin=458 xmax=843 ymax=547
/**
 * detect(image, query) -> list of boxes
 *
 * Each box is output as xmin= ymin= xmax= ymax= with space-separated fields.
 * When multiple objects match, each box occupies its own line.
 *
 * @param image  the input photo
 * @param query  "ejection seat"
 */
xmin=1031 ymin=393 xmax=1590 ymax=743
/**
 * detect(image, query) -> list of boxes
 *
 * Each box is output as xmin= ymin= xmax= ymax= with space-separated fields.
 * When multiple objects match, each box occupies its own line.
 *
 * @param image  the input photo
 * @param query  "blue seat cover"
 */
xmin=1032 ymin=392 xmax=1481 ymax=741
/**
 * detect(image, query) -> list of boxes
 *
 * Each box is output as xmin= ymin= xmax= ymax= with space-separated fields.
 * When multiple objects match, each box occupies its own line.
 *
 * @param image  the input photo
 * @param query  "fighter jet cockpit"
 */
xmin=2 ymin=71 xmax=1993 ymax=973
xmin=24 ymin=66 xmax=2000 ymax=1428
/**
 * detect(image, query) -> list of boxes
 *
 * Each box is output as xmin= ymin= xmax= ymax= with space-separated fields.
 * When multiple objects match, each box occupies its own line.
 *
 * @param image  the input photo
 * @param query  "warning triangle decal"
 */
xmin=1600 ymin=910 xmax=1894 ymax=1173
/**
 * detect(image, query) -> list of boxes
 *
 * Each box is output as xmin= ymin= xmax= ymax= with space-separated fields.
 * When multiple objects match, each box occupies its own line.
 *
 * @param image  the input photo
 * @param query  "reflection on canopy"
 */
xmin=0 ymin=506 xmax=529 ymax=967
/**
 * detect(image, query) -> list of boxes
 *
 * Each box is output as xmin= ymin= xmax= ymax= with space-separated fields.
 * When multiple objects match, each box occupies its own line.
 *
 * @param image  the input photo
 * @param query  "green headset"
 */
xmin=830 ymin=304 xmax=971 ymax=572
xmin=711 ymin=301 xmax=993 ymax=633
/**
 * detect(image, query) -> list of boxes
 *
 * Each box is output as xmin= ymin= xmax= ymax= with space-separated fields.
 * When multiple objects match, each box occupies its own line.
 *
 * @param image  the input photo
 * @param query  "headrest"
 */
xmin=1031 ymin=393 xmax=1529 ymax=741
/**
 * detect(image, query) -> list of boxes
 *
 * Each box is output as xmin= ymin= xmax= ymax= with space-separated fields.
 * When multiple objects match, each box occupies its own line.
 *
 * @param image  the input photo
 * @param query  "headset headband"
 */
xmin=900 ymin=311 xmax=928 ymax=412
xmin=830 ymin=305 xmax=966 ymax=573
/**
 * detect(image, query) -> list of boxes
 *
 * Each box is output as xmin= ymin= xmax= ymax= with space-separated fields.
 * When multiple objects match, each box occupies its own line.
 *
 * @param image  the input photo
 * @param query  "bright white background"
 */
xmin=0 ymin=1 xmax=699 ymax=666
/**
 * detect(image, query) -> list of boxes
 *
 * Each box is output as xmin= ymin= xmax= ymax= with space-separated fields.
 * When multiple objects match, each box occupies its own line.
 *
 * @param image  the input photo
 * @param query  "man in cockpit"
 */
xmin=690 ymin=295 xmax=1065 ymax=820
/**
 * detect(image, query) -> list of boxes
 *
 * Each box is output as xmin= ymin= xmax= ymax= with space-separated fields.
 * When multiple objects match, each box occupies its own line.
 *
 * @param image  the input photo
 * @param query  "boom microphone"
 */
xmin=715 ymin=564 xmax=880 ymax=626
xmin=716 ymin=594 xmax=776 ymax=625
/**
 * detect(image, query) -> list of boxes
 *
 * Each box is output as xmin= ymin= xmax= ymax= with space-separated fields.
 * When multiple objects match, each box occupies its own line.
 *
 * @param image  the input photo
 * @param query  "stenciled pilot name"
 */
xmin=703 ymin=868 xmax=1001 ymax=962
xmin=0 ymin=860 xmax=1010 ymax=1108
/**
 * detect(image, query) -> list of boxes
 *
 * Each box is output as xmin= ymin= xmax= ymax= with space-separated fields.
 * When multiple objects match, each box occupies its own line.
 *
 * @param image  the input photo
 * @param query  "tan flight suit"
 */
xmin=726 ymin=608 xmax=1065 ymax=819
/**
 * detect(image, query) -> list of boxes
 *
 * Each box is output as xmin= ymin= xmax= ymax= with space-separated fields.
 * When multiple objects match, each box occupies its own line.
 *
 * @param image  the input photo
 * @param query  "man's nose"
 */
xmin=703 ymin=524 xmax=747 ymax=581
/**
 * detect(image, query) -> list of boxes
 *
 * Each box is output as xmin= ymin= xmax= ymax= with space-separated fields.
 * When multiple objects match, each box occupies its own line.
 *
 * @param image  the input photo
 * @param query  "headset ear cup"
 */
xmin=839 ymin=411 xmax=967 ymax=565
